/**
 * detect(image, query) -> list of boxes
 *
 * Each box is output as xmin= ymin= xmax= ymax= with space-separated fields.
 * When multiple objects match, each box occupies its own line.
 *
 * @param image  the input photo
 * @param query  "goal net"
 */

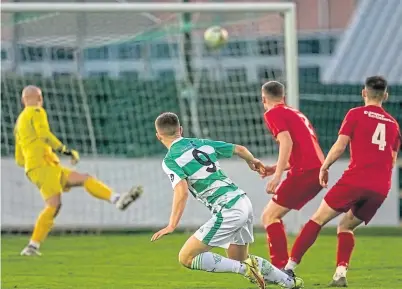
xmin=1 ymin=2 xmax=400 ymax=234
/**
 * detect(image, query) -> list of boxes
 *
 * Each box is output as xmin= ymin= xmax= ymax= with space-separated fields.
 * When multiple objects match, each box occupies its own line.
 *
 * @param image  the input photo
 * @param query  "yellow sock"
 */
xmin=84 ymin=177 xmax=112 ymax=201
xmin=31 ymin=206 xmax=57 ymax=244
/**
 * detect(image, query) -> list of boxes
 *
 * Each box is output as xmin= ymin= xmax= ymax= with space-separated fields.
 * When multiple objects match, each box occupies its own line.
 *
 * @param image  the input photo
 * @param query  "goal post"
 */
xmin=1 ymin=2 xmax=304 ymax=233
xmin=1 ymin=2 xmax=299 ymax=109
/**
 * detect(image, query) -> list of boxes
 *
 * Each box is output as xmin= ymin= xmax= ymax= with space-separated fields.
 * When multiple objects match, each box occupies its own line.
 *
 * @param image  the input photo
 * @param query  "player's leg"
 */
xmin=330 ymin=192 xmax=385 ymax=287
xmin=65 ymin=170 xmax=142 ymax=210
xmin=22 ymin=167 xmax=63 ymax=256
xmin=179 ymin=234 xmax=267 ymax=287
xmin=285 ymin=199 xmax=342 ymax=271
xmin=329 ymin=210 xmax=362 ymax=287
xmin=263 ymin=169 xmax=322 ymax=269
xmin=228 ymin=196 xmax=303 ymax=288
xmin=227 ymin=244 xmax=301 ymax=288
xmin=183 ymin=196 xmax=264 ymax=288
xmin=261 ymin=200 xmax=290 ymax=269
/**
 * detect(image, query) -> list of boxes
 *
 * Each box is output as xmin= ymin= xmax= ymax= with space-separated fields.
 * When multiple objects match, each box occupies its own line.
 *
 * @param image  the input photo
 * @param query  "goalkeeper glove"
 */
xmin=58 ymin=145 xmax=80 ymax=165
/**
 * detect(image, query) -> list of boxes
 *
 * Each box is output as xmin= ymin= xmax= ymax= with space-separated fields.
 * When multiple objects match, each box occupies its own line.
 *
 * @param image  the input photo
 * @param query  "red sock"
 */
xmin=290 ymin=220 xmax=322 ymax=264
xmin=266 ymin=221 xmax=288 ymax=269
xmin=337 ymin=232 xmax=355 ymax=267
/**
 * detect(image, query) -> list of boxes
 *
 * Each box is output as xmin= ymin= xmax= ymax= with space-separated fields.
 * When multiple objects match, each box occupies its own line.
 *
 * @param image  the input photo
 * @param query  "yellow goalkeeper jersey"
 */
xmin=14 ymin=106 xmax=63 ymax=172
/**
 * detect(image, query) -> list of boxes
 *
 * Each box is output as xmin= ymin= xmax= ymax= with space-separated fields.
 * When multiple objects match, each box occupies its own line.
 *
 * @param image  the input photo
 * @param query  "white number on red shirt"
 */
xmin=286 ymin=107 xmax=315 ymax=136
xmin=371 ymin=123 xmax=386 ymax=151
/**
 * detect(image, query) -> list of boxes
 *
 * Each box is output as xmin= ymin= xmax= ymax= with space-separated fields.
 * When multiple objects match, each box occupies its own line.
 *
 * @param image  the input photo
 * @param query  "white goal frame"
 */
xmin=1 ymin=2 xmax=300 ymax=109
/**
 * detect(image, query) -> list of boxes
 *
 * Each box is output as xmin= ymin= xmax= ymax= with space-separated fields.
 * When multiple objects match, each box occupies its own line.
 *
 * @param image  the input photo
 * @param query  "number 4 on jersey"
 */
xmin=372 ymin=123 xmax=386 ymax=151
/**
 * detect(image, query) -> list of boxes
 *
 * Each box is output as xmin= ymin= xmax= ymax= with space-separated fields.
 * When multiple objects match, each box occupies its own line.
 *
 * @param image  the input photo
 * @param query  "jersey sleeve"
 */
xmin=14 ymin=130 xmax=25 ymax=167
xmin=264 ymin=110 xmax=288 ymax=137
xmin=339 ymin=110 xmax=357 ymax=137
xmin=31 ymin=108 xmax=63 ymax=150
xmin=393 ymin=125 xmax=401 ymax=152
xmin=202 ymin=139 xmax=235 ymax=159
xmin=162 ymin=157 xmax=187 ymax=189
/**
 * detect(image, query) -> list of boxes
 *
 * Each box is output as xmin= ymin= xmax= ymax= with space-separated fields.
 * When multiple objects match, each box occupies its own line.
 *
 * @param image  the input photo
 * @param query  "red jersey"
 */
xmin=338 ymin=105 xmax=401 ymax=195
xmin=264 ymin=104 xmax=324 ymax=172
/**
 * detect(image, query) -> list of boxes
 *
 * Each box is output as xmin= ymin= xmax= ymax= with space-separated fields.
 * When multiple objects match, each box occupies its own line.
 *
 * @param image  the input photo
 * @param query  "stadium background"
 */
xmin=1 ymin=1 xmax=402 ymax=289
xmin=1 ymin=0 xmax=401 ymax=226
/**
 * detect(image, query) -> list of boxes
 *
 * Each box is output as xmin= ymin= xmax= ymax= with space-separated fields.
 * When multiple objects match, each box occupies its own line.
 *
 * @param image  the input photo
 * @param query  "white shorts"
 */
xmin=194 ymin=194 xmax=254 ymax=249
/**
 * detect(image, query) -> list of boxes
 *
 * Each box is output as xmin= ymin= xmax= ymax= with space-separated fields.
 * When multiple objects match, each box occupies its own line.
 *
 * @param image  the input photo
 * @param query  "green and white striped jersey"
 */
xmin=162 ymin=137 xmax=244 ymax=212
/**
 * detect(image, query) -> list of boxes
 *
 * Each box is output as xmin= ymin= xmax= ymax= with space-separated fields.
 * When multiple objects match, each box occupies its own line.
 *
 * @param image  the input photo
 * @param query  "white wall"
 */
xmin=1 ymin=157 xmax=399 ymax=233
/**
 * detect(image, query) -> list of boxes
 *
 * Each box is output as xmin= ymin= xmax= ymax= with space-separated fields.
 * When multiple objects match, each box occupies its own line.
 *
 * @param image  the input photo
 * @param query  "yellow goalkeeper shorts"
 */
xmin=27 ymin=165 xmax=72 ymax=200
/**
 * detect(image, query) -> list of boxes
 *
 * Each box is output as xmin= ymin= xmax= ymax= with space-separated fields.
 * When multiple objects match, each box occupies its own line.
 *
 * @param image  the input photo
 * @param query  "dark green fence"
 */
xmin=1 ymin=77 xmax=401 ymax=158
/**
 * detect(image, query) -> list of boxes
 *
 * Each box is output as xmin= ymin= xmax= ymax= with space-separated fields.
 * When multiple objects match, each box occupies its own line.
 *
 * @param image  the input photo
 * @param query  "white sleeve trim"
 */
xmin=162 ymin=161 xmax=183 ymax=189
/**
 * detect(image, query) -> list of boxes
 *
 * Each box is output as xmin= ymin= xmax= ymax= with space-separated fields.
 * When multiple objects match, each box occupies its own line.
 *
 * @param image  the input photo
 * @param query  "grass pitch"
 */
xmin=2 ymin=229 xmax=402 ymax=289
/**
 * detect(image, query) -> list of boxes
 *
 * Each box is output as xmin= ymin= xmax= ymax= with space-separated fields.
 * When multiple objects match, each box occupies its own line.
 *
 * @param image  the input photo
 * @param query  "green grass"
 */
xmin=2 ymin=232 xmax=402 ymax=289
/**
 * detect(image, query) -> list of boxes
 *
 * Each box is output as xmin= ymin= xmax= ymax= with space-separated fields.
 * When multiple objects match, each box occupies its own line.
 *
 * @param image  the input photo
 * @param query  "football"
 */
xmin=204 ymin=26 xmax=228 ymax=49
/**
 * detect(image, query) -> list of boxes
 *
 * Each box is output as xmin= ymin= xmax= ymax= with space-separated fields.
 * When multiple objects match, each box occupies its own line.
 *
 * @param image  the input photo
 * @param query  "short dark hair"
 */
xmin=155 ymin=112 xmax=180 ymax=136
xmin=365 ymin=76 xmax=387 ymax=100
xmin=262 ymin=81 xmax=285 ymax=99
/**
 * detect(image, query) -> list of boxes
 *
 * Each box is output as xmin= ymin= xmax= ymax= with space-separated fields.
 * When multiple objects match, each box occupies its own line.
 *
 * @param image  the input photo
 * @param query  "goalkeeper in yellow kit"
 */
xmin=15 ymin=86 xmax=142 ymax=256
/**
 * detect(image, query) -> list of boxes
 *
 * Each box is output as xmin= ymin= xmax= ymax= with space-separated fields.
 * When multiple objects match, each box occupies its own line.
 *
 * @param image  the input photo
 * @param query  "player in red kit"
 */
xmin=260 ymin=81 xmax=324 ymax=270
xmin=285 ymin=76 xmax=401 ymax=287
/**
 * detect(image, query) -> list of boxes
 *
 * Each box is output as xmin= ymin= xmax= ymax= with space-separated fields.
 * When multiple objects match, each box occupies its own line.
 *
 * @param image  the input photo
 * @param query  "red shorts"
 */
xmin=273 ymin=168 xmax=322 ymax=210
xmin=324 ymin=184 xmax=386 ymax=224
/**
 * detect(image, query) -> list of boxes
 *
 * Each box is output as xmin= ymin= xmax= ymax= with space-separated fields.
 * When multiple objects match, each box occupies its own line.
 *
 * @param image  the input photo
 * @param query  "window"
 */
xmin=20 ymin=46 xmax=45 ymax=61
xmin=257 ymin=39 xmax=280 ymax=56
xmin=299 ymin=67 xmax=320 ymax=83
xmin=157 ymin=69 xmax=176 ymax=81
xmin=221 ymin=41 xmax=249 ymax=57
xmin=53 ymin=72 xmax=73 ymax=78
xmin=84 ymin=47 xmax=109 ymax=60
xmin=120 ymin=71 xmax=139 ymax=80
xmin=23 ymin=72 xmax=43 ymax=78
xmin=88 ymin=71 xmax=109 ymax=78
xmin=198 ymin=68 xmax=210 ymax=81
xmin=257 ymin=67 xmax=283 ymax=81
xmin=329 ymin=37 xmax=338 ymax=54
xmin=226 ymin=67 xmax=247 ymax=83
xmin=1 ymin=49 xmax=7 ymax=60
xmin=118 ymin=43 xmax=142 ymax=60
xmin=298 ymin=39 xmax=320 ymax=54
xmin=151 ymin=43 xmax=178 ymax=59
xmin=50 ymin=47 xmax=74 ymax=61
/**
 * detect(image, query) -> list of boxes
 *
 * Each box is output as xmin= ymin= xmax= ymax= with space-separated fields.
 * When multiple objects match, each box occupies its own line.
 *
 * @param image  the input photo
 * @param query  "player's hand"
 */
xmin=260 ymin=165 xmax=276 ymax=178
xmin=319 ymin=167 xmax=329 ymax=188
xmin=58 ymin=145 xmax=80 ymax=165
xmin=69 ymin=149 xmax=80 ymax=165
xmin=266 ymin=174 xmax=281 ymax=194
xmin=151 ymin=225 xmax=175 ymax=242
xmin=247 ymin=158 xmax=266 ymax=175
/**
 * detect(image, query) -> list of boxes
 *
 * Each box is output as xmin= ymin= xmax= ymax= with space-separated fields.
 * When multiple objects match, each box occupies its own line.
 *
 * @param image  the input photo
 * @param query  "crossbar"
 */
xmin=1 ymin=2 xmax=294 ymax=13
xmin=1 ymin=1 xmax=299 ymax=109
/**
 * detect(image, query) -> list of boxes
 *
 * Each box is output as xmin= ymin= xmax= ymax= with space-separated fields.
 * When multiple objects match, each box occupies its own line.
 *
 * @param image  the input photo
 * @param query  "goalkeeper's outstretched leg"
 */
xmin=65 ymin=171 xmax=143 ymax=210
xmin=21 ymin=169 xmax=142 ymax=256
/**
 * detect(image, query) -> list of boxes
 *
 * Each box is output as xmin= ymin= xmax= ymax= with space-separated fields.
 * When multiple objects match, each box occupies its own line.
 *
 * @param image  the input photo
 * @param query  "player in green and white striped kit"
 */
xmin=151 ymin=112 xmax=304 ymax=289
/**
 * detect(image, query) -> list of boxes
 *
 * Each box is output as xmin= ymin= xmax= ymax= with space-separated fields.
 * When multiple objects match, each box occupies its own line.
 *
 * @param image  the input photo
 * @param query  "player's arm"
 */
xmin=263 ymin=111 xmax=291 ymax=177
xmin=273 ymin=131 xmax=293 ymax=179
xmin=32 ymin=108 xmax=64 ymax=150
xmin=234 ymin=145 xmax=265 ymax=174
xmin=151 ymin=181 xmax=188 ymax=242
xmin=321 ymin=135 xmax=350 ymax=170
xmin=168 ymin=180 xmax=189 ymax=230
xmin=14 ymin=134 xmax=25 ymax=167
xmin=32 ymin=109 xmax=80 ymax=164
xmin=322 ymin=110 xmax=355 ymax=171
xmin=392 ymin=130 xmax=401 ymax=167
xmin=152 ymin=159 xmax=188 ymax=241
xmin=203 ymin=139 xmax=265 ymax=173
